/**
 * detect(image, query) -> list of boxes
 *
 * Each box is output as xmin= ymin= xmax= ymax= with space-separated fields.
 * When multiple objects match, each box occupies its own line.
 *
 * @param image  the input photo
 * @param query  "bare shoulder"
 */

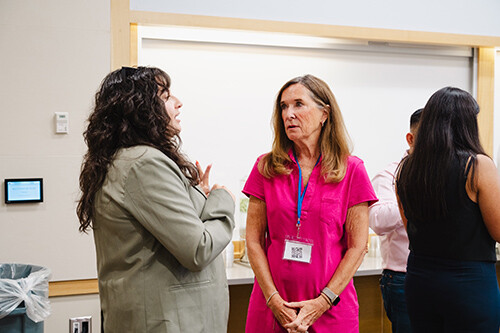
xmin=474 ymin=154 xmax=500 ymax=242
xmin=476 ymin=154 xmax=494 ymax=165
xmin=476 ymin=154 xmax=497 ymax=176
xmin=475 ymin=154 xmax=499 ymax=189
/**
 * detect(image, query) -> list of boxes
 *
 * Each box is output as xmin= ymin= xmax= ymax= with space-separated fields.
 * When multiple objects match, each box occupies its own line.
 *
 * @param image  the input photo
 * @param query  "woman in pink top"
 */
xmin=244 ymin=75 xmax=377 ymax=333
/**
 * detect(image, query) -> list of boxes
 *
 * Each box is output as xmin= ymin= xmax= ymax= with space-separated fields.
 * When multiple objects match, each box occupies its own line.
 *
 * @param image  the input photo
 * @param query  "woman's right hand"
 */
xmin=267 ymin=294 xmax=298 ymax=329
xmin=211 ymin=184 xmax=235 ymax=202
xmin=196 ymin=161 xmax=212 ymax=195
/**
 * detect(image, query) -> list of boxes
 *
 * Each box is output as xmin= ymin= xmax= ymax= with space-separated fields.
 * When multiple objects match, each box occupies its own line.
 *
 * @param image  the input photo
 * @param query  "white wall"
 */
xmin=0 ymin=0 xmax=110 ymax=281
xmin=130 ymin=0 xmax=500 ymax=37
xmin=47 ymin=294 xmax=101 ymax=333
xmin=0 ymin=0 xmax=110 ymax=331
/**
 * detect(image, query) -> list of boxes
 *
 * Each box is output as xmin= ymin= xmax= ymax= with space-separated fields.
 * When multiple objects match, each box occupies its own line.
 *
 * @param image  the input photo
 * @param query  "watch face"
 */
xmin=332 ymin=296 xmax=340 ymax=306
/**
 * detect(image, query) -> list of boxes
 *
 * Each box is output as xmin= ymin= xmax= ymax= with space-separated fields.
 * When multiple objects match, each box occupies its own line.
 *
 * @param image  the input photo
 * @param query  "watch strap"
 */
xmin=321 ymin=287 xmax=340 ymax=306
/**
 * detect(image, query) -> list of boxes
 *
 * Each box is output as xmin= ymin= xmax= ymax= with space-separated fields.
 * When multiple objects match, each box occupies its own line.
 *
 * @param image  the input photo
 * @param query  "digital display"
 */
xmin=4 ymin=178 xmax=43 ymax=204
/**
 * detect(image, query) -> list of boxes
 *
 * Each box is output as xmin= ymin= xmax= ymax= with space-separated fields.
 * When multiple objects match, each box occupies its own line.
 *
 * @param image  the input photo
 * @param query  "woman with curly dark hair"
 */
xmin=77 ymin=66 xmax=235 ymax=332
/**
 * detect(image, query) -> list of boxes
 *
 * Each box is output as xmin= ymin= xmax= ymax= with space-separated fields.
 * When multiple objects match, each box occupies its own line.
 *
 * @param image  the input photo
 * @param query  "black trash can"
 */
xmin=0 ymin=264 xmax=51 ymax=333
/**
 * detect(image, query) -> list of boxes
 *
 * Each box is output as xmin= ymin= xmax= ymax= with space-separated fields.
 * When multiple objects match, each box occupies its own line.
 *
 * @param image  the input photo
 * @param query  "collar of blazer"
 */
xmin=193 ymin=185 xmax=208 ymax=199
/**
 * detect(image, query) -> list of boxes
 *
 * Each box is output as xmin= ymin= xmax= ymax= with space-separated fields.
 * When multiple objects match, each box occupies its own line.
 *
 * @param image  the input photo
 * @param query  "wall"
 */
xmin=48 ymin=294 xmax=101 ymax=333
xmin=130 ymin=0 xmax=500 ymax=37
xmin=0 ymin=0 xmax=110 ymax=331
xmin=0 ymin=0 xmax=110 ymax=281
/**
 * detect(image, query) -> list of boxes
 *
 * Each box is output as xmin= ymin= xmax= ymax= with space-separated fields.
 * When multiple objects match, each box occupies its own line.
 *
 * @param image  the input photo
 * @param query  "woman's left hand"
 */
xmin=196 ymin=161 xmax=212 ymax=195
xmin=283 ymin=296 xmax=330 ymax=333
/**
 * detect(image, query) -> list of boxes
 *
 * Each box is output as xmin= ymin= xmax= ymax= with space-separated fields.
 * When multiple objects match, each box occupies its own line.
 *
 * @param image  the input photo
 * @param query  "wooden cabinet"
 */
xmin=228 ymin=275 xmax=391 ymax=333
xmin=228 ymin=263 xmax=500 ymax=333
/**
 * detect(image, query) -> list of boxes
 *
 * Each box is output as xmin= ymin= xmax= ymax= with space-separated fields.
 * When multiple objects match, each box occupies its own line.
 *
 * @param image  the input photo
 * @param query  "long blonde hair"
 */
xmin=259 ymin=74 xmax=352 ymax=182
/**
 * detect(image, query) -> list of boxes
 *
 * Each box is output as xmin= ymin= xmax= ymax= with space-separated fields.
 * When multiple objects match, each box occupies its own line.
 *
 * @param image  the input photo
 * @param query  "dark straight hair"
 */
xmin=410 ymin=108 xmax=423 ymax=130
xmin=396 ymin=87 xmax=486 ymax=222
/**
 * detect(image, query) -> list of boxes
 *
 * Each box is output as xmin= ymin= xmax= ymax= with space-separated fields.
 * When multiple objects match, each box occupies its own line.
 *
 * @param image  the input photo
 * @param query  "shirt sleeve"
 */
xmin=369 ymin=162 xmax=404 ymax=235
xmin=242 ymin=155 xmax=266 ymax=201
xmin=347 ymin=157 xmax=378 ymax=209
xmin=123 ymin=152 xmax=235 ymax=272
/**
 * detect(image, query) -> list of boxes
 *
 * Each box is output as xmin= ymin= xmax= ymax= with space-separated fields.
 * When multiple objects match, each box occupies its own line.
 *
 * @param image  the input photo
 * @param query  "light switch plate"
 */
xmin=55 ymin=112 xmax=69 ymax=134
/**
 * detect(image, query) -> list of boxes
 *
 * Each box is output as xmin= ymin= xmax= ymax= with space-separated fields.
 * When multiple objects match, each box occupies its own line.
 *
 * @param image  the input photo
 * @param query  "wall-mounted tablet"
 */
xmin=4 ymin=178 xmax=43 ymax=204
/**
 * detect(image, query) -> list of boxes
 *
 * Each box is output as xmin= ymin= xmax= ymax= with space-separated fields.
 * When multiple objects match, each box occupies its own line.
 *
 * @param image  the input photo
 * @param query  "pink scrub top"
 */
xmin=243 ymin=151 xmax=378 ymax=333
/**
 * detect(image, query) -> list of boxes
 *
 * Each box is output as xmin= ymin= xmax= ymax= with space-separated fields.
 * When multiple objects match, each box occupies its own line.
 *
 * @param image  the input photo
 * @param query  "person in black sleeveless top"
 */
xmin=395 ymin=86 xmax=500 ymax=332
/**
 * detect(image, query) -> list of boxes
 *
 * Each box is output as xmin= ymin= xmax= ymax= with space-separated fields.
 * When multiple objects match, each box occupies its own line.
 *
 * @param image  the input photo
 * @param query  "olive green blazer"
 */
xmin=93 ymin=146 xmax=235 ymax=332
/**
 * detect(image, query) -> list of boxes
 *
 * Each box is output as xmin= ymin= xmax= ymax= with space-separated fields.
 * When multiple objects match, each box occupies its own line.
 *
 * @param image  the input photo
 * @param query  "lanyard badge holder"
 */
xmin=283 ymin=153 xmax=319 ymax=264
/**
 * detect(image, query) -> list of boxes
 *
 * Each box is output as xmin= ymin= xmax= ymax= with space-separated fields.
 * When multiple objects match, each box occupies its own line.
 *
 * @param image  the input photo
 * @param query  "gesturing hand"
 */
xmin=283 ymin=296 xmax=330 ymax=333
xmin=196 ymin=161 xmax=212 ymax=195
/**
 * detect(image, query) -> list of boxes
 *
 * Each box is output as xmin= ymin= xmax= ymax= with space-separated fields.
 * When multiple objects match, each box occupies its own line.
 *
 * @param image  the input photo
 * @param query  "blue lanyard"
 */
xmin=294 ymin=152 xmax=320 ymax=238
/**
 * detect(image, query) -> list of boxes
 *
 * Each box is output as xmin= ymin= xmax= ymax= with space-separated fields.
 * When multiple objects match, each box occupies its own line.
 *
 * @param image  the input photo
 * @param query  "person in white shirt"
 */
xmin=369 ymin=108 xmax=422 ymax=333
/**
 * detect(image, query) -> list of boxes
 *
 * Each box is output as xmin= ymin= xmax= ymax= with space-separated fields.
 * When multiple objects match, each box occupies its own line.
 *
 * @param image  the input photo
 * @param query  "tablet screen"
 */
xmin=5 ymin=178 xmax=43 ymax=203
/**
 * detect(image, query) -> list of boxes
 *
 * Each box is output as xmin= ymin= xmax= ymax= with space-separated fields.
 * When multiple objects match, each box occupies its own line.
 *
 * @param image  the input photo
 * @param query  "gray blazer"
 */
xmin=93 ymin=146 xmax=235 ymax=332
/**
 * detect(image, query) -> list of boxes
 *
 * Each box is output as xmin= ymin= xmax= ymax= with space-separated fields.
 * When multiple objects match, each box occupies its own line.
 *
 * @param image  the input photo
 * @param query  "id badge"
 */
xmin=283 ymin=238 xmax=313 ymax=263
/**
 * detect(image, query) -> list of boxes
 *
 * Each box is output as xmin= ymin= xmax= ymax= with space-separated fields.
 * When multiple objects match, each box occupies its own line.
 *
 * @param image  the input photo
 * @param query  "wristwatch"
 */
xmin=321 ymin=287 xmax=340 ymax=306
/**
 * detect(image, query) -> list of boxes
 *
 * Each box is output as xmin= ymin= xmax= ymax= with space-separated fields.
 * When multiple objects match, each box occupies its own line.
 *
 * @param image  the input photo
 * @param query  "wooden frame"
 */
xmin=49 ymin=279 xmax=98 ymax=297
xmin=51 ymin=0 xmax=498 ymax=298
xmin=477 ymin=48 xmax=496 ymax=156
xmin=116 ymin=7 xmax=497 ymax=158
xmin=129 ymin=11 xmax=500 ymax=47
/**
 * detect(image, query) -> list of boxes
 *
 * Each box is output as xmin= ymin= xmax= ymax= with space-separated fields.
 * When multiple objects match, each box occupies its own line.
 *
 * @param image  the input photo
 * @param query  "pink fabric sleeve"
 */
xmin=242 ymin=155 xmax=266 ymax=201
xmin=369 ymin=162 xmax=404 ymax=235
xmin=348 ymin=158 xmax=378 ymax=208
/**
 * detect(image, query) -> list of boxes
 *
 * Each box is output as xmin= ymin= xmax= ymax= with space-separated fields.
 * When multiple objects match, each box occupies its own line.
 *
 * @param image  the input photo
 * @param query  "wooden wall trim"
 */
xmin=110 ymin=0 xmax=131 ymax=69
xmin=49 ymin=279 xmax=99 ymax=297
xmin=130 ymin=23 xmax=138 ymax=67
xmin=129 ymin=11 xmax=500 ymax=48
xmin=477 ymin=47 xmax=496 ymax=156
xmin=48 ymin=265 xmax=500 ymax=297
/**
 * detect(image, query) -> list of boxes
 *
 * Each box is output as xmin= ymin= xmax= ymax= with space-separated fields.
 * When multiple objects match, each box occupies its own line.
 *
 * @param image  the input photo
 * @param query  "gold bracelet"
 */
xmin=266 ymin=291 xmax=279 ymax=306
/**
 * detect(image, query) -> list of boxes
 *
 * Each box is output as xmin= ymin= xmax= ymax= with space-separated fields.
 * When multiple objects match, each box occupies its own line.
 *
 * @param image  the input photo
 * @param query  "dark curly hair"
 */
xmin=77 ymin=66 xmax=198 ymax=232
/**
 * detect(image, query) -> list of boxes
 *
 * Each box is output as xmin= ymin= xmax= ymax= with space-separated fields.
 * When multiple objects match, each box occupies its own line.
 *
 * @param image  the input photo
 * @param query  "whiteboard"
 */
xmin=138 ymin=26 xmax=473 ymax=236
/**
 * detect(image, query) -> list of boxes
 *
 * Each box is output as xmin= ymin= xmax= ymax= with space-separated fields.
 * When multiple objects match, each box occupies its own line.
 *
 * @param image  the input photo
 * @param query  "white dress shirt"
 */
xmin=369 ymin=159 xmax=410 ymax=272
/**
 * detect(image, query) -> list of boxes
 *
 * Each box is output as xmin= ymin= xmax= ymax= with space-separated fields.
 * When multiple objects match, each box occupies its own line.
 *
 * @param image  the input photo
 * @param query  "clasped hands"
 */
xmin=268 ymin=293 xmax=331 ymax=333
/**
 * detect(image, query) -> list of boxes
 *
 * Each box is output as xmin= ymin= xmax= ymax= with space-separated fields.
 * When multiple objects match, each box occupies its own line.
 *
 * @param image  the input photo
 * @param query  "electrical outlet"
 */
xmin=69 ymin=316 xmax=92 ymax=333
